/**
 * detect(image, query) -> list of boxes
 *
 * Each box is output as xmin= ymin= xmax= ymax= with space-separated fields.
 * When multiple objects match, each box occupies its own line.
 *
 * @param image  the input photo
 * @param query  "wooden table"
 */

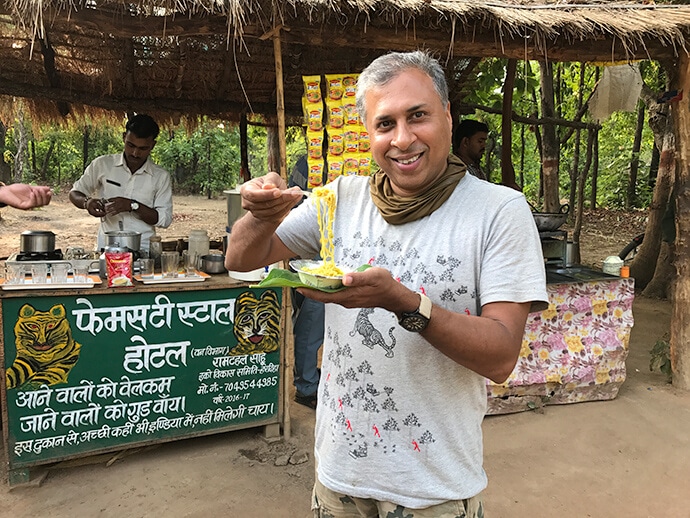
xmin=487 ymin=272 xmax=635 ymax=415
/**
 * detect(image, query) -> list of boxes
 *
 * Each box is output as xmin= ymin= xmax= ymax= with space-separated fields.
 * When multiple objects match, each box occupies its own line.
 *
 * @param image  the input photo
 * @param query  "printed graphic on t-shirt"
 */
xmin=321 ymin=231 xmax=476 ymax=461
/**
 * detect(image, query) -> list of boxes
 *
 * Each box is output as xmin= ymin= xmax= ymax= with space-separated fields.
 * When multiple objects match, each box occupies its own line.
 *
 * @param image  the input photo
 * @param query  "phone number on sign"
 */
xmin=224 ymin=376 xmax=278 ymax=392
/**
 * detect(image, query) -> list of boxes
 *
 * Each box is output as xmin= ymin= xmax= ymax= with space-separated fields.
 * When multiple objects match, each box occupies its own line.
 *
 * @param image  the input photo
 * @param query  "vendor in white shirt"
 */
xmin=69 ymin=114 xmax=173 ymax=252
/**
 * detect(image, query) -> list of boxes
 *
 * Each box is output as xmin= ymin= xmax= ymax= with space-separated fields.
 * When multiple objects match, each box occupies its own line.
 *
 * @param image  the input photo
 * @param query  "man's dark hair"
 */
xmin=452 ymin=119 xmax=489 ymax=152
xmin=125 ymin=114 xmax=160 ymax=140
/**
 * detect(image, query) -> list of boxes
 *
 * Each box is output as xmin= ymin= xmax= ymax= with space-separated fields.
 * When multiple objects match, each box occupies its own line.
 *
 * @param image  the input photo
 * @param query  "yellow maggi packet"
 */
xmin=358 ymin=155 xmax=372 ymax=176
xmin=307 ymin=158 xmax=325 ymax=188
xmin=343 ymin=127 xmax=360 ymax=154
xmin=326 ymin=99 xmax=344 ymax=129
xmin=325 ymin=74 xmax=344 ymax=101
xmin=306 ymin=102 xmax=324 ymax=132
xmin=327 ymin=128 xmax=344 ymax=156
xmin=343 ymin=74 xmax=358 ymax=99
xmin=342 ymin=102 xmax=359 ymax=126
xmin=327 ymin=158 xmax=344 ymax=183
xmin=359 ymin=127 xmax=370 ymax=153
xmin=303 ymin=75 xmax=322 ymax=104
xmin=343 ymin=153 xmax=359 ymax=176
xmin=307 ymin=130 xmax=324 ymax=160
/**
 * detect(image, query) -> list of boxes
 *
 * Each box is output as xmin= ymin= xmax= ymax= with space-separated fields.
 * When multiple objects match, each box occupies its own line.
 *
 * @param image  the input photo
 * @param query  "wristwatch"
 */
xmin=398 ymin=293 xmax=432 ymax=332
xmin=130 ymin=200 xmax=140 ymax=212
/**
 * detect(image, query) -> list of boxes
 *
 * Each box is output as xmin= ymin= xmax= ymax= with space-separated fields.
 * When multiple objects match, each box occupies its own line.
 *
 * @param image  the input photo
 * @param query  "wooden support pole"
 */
xmin=267 ymin=24 xmax=292 ymax=438
xmin=671 ymin=53 xmax=690 ymax=390
xmin=272 ymin=28 xmax=288 ymax=182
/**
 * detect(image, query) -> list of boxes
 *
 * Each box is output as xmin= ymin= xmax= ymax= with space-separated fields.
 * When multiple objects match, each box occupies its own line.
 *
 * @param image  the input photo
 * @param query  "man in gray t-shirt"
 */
xmin=226 ymin=51 xmax=547 ymax=516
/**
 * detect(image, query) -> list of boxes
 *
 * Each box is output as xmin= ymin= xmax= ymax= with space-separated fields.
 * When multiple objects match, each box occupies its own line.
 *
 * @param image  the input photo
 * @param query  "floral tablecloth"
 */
xmin=487 ymin=277 xmax=635 ymax=415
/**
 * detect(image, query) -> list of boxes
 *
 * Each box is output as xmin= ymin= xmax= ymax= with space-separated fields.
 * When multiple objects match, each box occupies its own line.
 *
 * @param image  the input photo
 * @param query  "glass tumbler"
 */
xmin=50 ymin=263 xmax=70 ymax=284
xmin=5 ymin=264 xmax=25 ymax=285
xmin=31 ymin=264 xmax=48 ymax=284
xmin=161 ymin=251 xmax=179 ymax=278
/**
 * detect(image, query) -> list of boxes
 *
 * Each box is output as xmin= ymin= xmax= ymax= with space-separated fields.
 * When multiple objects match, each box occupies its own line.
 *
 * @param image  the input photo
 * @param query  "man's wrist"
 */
xmin=83 ymin=196 xmax=91 ymax=210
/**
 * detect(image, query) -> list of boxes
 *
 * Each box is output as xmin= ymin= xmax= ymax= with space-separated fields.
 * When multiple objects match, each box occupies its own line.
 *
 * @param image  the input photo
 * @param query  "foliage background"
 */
xmin=1 ymin=59 xmax=663 ymax=208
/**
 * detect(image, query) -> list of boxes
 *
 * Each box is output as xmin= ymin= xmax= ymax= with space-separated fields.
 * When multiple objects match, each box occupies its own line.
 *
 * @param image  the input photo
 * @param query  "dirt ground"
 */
xmin=1 ymin=194 xmax=688 ymax=517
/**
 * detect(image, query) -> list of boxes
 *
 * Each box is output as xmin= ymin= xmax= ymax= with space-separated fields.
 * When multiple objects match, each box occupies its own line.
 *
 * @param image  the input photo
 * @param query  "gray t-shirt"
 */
xmin=277 ymin=172 xmax=548 ymax=508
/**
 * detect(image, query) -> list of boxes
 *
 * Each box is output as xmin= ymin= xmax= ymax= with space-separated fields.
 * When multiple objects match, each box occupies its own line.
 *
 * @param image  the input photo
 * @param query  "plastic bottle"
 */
xmin=188 ymin=230 xmax=210 ymax=267
xmin=149 ymin=235 xmax=163 ymax=271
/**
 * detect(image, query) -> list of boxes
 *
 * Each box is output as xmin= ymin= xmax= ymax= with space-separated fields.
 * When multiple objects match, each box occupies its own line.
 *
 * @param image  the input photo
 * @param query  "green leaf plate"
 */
xmin=251 ymin=264 xmax=371 ymax=292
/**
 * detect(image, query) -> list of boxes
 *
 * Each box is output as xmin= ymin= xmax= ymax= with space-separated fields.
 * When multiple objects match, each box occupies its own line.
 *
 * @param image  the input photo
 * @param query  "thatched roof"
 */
xmin=2 ymin=0 xmax=690 ymax=124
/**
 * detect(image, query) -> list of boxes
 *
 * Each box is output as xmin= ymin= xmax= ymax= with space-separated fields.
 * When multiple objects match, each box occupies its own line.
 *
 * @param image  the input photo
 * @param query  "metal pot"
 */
xmin=104 ymin=231 xmax=141 ymax=252
xmin=199 ymin=254 xmax=227 ymax=274
xmin=20 ymin=230 xmax=56 ymax=253
xmin=532 ymin=204 xmax=569 ymax=232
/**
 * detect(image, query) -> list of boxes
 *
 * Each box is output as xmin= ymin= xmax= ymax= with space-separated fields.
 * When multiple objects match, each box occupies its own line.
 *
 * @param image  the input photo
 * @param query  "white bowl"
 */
xmin=228 ymin=262 xmax=279 ymax=282
xmin=290 ymin=259 xmax=348 ymax=290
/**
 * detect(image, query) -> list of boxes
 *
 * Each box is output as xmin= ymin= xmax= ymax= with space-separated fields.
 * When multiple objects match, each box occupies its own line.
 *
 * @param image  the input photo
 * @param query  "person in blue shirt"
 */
xmin=289 ymin=155 xmax=324 ymax=409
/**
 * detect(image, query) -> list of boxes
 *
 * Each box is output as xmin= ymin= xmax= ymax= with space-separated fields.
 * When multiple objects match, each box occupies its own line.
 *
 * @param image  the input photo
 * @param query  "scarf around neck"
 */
xmin=369 ymin=154 xmax=467 ymax=225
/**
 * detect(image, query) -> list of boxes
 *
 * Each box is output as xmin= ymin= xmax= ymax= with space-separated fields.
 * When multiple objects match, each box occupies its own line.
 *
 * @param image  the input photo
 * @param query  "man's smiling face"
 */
xmin=365 ymin=68 xmax=453 ymax=197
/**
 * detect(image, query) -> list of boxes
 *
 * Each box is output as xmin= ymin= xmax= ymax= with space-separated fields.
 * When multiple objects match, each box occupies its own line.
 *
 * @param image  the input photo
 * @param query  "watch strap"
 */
xmin=417 ymin=293 xmax=432 ymax=319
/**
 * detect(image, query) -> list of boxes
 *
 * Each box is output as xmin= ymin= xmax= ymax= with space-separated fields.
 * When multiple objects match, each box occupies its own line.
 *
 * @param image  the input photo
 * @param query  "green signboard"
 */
xmin=1 ymin=287 xmax=282 ymax=469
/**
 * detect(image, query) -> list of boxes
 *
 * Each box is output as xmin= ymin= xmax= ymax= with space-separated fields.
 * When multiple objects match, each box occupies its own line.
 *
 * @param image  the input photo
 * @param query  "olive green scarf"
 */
xmin=369 ymin=154 xmax=467 ymax=225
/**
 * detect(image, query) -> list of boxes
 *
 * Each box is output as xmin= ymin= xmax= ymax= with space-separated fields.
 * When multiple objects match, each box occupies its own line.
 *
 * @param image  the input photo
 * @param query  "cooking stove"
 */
xmin=13 ymin=249 xmax=64 ymax=262
xmin=5 ymin=251 xmax=102 ymax=274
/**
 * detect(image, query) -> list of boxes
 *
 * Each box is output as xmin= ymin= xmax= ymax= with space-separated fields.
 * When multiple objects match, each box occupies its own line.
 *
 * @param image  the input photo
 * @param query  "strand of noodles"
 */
xmin=307 ymin=187 xmax=343 ymax=277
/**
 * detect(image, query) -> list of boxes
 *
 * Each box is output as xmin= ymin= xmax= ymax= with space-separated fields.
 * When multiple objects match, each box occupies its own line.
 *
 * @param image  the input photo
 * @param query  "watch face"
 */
xmin=400 ymin=314 xmax=429 ymax=332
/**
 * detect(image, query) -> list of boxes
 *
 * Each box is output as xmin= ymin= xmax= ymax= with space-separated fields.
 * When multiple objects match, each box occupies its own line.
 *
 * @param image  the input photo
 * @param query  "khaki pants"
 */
xmin=311 ymin=478 xmax=484 ymax=518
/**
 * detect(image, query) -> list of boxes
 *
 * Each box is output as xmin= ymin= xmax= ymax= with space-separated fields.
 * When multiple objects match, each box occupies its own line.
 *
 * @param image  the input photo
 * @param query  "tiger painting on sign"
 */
xmin=229 ymin=290 xmax=281 ymax=356
xmin=5 ymin=303 xmax=83 ymax=390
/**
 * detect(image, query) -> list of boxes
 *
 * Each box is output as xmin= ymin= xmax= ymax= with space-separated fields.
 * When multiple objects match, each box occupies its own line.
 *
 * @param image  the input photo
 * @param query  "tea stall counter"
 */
xmin=0 ymin=273 xmax=287 ymax=485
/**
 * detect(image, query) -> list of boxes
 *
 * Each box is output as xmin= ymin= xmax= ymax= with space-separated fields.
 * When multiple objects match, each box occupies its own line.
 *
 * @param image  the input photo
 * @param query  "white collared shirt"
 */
xmin=72 ymin=153 xmax=173 ymax=251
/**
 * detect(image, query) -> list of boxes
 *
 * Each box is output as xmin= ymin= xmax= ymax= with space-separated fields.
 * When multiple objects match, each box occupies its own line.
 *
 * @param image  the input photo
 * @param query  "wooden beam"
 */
xmin=6 ymin=6 xmax=682 ymax=63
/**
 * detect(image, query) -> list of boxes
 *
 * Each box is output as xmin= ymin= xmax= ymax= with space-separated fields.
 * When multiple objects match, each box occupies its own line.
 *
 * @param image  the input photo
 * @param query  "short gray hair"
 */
xmin=356 ymin=51 xmax=449 ymax=126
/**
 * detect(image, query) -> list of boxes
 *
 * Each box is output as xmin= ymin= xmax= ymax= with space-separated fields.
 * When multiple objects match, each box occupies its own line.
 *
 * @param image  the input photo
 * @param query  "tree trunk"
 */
xmin=630 ymin=123 xmax=673 ymax=289
xmin=572 ymin=130 xmax=595 ymax=266
xmin=13 ymin=110 xmax=28 ymax=182
xmin=539 ymin=60 xmax=560 ymax=212
xmin=590 ymin=128 xmax=599 ymax=209
xmin=501 ymin=59 xmax=518 ymax=190
xmin=568 ymin=63 xmax=585 ymax=213
xmin=0 ymin=120 xmax=10 ymax=183
xmin=82 ymin=124 xmax=90 ymax=173
xmin=642 ymin=241 xmax=675 ymax=299
xmin=240 ymin=113 xmax=250 ymax=183
xmin=40 ymin=140 xmax=55 ymax=182
xmin=627 ymin=100 xmax=645 ymax=209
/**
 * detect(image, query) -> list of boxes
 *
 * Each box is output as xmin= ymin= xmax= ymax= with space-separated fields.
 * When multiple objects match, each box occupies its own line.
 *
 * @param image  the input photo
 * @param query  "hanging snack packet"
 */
xmin=326 ymin=74 xmax=344 ymax=101
xmin=327 ymin=128 xmax=344 ymax=156
xmin=359 ymin=127 xmax=370 ymax=153
xmin=343 ymin=128 xmax=360 ymax=154
xmin=326 ymin=99 xmax=344 ymax=129
xmin=306 ymin=100 xmax=324 ymax=132
xmin=307 ymin=129 xmax=325 ymax=160
xmin=106 ymin=251 xmax=133 ymax=287
xmin=328 ymin=158 xmax=344 ymax=183
xmin=343 ymin=74 xmax=358 ymax=99
xmin=342 ymin=102 xmax=359 ymax=126
xmin=358 ymin=155 xmax=372 ymax=176
xmin=303 ymin=75 xmax=322 ymax=104
xmin=343 ymin=153 xmax=360 ymax=176
xmin=307 ymin=158 xmax=325 ymax=188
